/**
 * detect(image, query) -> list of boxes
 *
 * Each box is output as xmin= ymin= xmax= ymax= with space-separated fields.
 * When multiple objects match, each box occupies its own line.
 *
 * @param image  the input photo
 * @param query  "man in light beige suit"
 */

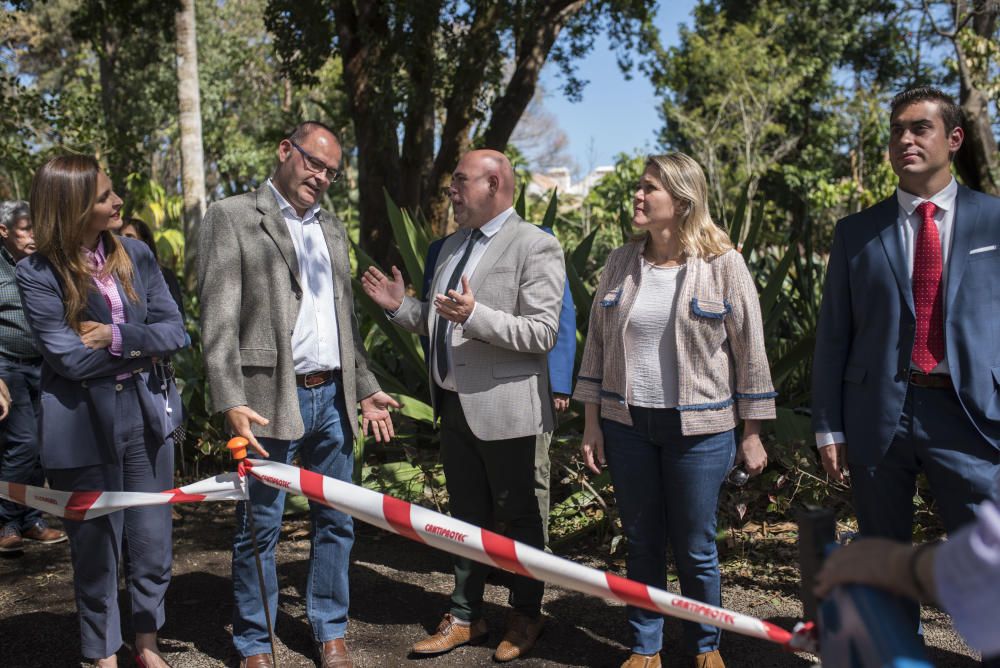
xmin=199 ymin=121 xmax=398 ymax=668
xmin=362 ymin=149 xmax=565 ymax=663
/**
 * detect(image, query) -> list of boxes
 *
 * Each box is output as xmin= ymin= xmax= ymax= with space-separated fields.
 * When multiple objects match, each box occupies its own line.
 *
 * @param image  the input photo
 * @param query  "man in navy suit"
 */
xmin=423 ymin=224 xmax=576 ymax=545
xmin=812 ymin=86 xmax=1000 ymax=576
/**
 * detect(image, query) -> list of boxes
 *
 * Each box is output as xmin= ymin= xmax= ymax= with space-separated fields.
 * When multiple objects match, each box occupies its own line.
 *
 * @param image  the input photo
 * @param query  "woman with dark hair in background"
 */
xmin=119 ymin=217 xmax=184 ymax=318
xmin=16 ymin=155 xmax=186 ymax=667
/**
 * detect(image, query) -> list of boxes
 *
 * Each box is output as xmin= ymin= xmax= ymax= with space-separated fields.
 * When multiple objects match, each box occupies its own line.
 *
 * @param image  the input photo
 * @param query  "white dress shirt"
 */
xmin=816 ymin=178 xmax=957 ymax=448
xmin=267 ymin=179 xmax=342 ymax=374
xmin=431 ymin=207 xmax=514 ymax=391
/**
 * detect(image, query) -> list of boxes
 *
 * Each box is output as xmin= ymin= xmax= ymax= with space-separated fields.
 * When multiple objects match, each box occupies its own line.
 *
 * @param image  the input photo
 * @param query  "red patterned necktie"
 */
xmin=912 ymin=201 xmax=944 ymax=372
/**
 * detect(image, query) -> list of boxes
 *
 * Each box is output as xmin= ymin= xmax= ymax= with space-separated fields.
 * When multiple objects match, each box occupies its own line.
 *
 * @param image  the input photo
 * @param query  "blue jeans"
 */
xmin=0 ymin=360 xmax=45 ymax=531
xmin=231 ymin=375 xmax=354 ymax=657
xmin=603 ymin=406 xmax=735 ymax=655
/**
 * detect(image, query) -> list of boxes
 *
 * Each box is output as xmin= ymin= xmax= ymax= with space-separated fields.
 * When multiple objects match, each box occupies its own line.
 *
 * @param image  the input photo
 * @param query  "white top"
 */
xmin=267 ymin=179 xmax=341 ymax=374
xmin=431 ymin=207 xmax=515 ymax=391
xmin=624 ymin=259 xmax=685 ymax=408
xmin=815 ymin=178 xmax=957 ymax=449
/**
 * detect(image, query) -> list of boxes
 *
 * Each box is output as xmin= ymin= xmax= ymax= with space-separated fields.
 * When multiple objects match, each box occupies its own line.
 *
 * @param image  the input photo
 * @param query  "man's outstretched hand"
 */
xmin=361 ymin=265 xmax=405 ymax=312
xmin=361 ymin=391 xmax=400 ymax=442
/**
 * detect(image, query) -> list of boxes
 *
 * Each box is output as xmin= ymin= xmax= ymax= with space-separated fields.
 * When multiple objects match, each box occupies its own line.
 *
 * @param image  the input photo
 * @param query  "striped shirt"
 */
xmin=0 ymin=246 xmax=38 ymax=359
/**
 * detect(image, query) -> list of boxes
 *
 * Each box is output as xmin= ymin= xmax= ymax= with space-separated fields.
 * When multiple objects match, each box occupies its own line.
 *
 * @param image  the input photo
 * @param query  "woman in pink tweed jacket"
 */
xmin=573 ymin=153 xmax=776 ymax=668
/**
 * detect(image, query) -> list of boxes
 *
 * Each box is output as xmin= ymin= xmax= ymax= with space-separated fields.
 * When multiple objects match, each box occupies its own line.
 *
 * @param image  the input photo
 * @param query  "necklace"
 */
xmin=642 ymin=251 xmax=685 ymax=267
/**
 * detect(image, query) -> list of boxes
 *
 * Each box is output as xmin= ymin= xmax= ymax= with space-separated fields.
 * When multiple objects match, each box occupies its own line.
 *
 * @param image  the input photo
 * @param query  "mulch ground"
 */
xmin=0 ymin=503 xmax=980 ymax=667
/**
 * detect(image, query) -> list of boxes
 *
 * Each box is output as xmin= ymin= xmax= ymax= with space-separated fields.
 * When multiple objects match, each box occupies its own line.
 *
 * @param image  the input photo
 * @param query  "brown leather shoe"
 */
xmin=411 ymin=613 xmax=488 ymax=655
xmin=0 ymin=525 xmax=23 ymax=553
xmin=621 ymin=653 xmax=662 ymax=668
xmin=317 ymin=638 xmax=353 ymax=668
xmin=494 ymin=612 xmax=545 ymax=662
xmin=22 ymin=524 xmax=67 ymax=545
xmin=238 ymin=654 xmax=273 ymax=668
xmin=692 ymin=650 xmax=725 ymax=668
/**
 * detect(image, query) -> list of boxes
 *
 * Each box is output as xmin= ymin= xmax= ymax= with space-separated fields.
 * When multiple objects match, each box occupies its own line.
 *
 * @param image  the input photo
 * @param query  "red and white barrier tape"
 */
xmin=0 ymin=460 xmax=815 ymax=652
xmin=242 ymin=459 xmax=813 ymax=651
xmin=0 ymin=473 xmax=245 ymax=521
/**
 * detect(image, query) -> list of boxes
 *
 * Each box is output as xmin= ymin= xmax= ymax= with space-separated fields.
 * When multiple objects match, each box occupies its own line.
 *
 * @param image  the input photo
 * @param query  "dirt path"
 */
xmin=0 ymin=504 xmax=980 ymax=667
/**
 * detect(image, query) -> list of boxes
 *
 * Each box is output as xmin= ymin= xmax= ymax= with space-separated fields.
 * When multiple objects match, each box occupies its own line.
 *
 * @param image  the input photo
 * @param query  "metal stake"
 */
xmin=229 ymin=438 xmax=279 ymax=667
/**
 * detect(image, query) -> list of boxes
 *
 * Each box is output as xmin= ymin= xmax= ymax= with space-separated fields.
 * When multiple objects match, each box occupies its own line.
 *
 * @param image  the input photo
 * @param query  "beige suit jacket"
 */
xmin=197 ymin=187 xmax=380 ymax=442
xmin=393 ymin=213 xmax=566 ymax=441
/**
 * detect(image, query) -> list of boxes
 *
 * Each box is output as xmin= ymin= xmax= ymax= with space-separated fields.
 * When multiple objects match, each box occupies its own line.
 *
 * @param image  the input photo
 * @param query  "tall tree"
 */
xmin=175 ymin=0 xmax=206 ymax=287
xmin=921 ymin=0 xmax=1000 ymax=194
xmin=7 ymin=0 xmax=179 ymax=187
xmin=265 ymin=0 xmax=659 ymax=268
xmin=66 ymin=0 xmax=180 ymax=182
xmin=656 ymin=0 xmax=904 ymax=237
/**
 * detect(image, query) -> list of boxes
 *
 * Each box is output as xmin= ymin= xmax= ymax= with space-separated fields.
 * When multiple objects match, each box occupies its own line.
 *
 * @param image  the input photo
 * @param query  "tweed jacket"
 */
xmin=392 ymin=213 xmax=565 ymax=441
xmin=573 ymin=241 xmax=776 ymax=434
xmin=198 ymin=187 xmax=380 ymax=442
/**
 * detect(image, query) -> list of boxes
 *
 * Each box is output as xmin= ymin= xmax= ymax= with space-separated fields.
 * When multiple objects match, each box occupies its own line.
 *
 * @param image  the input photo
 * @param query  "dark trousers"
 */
xmin=0 ymin=360 xmax=44 ymax=530
xmin=850 ymin=383 xmax=1000 ymax=665
xmin=46 ymin=382 xmax=174 ymax=659
xmin=438 ymin=391 xmax=545 ymax=621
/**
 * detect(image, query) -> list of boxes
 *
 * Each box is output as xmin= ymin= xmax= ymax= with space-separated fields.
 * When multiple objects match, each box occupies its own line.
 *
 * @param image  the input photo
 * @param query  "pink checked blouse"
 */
xmin=82 ymin=238 xmax=125 ymax=359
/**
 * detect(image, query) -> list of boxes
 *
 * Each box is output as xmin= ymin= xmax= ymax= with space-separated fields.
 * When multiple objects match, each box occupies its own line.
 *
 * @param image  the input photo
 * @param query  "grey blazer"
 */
xmin=393 ymin=213 xmax=566 ymax=441
xmin=197 ymin=187 xmax=380 ymax=442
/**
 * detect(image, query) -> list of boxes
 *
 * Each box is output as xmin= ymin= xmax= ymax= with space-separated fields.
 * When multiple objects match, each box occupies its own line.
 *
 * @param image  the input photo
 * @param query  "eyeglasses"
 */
xmin=288 ymin=140 xmax=342 ymax=183
xmin=440 ymin=173 xmax=487 ymax=196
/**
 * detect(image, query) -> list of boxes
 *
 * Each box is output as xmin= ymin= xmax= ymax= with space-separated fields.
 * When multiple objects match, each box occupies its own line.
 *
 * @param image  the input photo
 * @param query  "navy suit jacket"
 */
xmin=422 ymin=226 xmax=577 ymax=395
xmin=16 ymin=236 xmax=187 ymax=469
xmin=812 ymin=186 xmax=1000 ymax=465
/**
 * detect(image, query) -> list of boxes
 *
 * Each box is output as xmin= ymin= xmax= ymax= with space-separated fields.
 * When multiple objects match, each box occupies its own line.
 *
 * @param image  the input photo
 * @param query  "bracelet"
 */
xmin=906 ymin=540 xmax=939 ymax=603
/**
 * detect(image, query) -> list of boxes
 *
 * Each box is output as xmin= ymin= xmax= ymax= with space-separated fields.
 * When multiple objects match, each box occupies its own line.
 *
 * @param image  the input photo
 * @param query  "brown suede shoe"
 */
xmin=22 ymin=524 xmax=67 ymax=545
xmin=0 ymin=525 xmax=23 ymax=553
xmin=411 ymin=614 xmax=488 ymax=655
xmin=238 ymin=654 xmax=273 ymax=668
xmin=317 ymin=638 xmax=353 ymax=668
xmin=692 ymin=650 xmax=725 ymax=668
xmin=621 ymin=653 xmax=662 ymax=668
xmin=494 ymin=612 xmax=545 ymax=662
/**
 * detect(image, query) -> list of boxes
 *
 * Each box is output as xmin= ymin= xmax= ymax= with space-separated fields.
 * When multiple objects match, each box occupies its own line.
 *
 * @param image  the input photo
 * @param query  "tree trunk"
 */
xmin=335 ymin=0 xmax=404 ymax=271
xmin=946 ymin=0 xmax=999 ymax=194
xmin=955 ymin=85 xmax=1000 ymax=194
xmin=95 ymin=21 xmax=125 ymax=182
xmin=175 ymin=0 xmax=207 ymax=288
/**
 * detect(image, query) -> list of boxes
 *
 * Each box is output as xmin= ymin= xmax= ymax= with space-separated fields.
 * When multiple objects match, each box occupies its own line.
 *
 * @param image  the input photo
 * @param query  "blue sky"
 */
xmin=537 ymin=0 xmax=700 ymax=174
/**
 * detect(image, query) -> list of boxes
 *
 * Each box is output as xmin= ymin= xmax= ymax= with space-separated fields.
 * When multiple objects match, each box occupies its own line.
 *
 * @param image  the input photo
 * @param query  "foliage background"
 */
xmin=3 ymin=0 xmax=998 ymax=543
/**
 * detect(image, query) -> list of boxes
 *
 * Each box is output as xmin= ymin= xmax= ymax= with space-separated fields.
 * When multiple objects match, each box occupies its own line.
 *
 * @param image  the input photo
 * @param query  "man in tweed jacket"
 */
xmin=362 ymin=149 xmax=565 ymax=662
xmin=199 ymin=122 xmax=397 ymax=668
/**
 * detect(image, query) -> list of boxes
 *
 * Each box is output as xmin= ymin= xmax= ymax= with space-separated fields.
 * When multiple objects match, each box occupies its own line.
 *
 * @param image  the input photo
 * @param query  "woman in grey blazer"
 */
xmin=16 ymin=156 xmax=186 ymax=668
xmin=574 ymin=153 xmax=776 ymax=668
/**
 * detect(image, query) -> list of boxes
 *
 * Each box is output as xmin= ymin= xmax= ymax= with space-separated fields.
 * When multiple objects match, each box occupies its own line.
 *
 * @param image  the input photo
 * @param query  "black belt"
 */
xmin=908 ymin=371 xmax=953 ymax=390
xmin=295 ymin=369 xmax=339 ymax=388
xmin=0 ymin=352 xmax=42 ymax=366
